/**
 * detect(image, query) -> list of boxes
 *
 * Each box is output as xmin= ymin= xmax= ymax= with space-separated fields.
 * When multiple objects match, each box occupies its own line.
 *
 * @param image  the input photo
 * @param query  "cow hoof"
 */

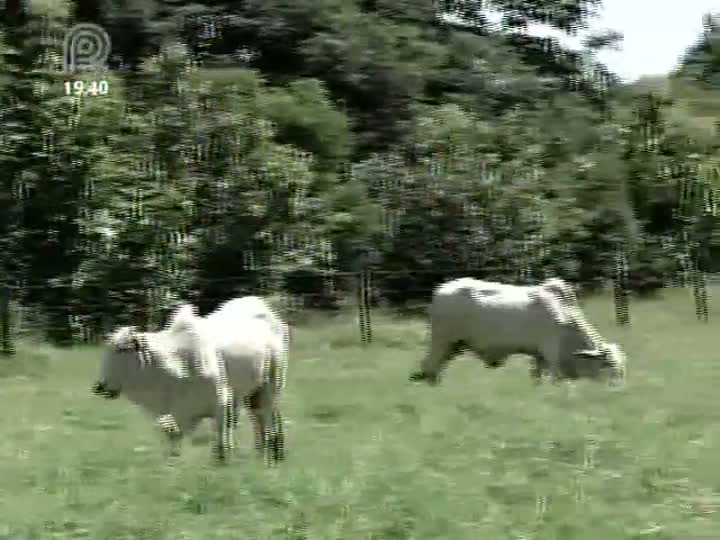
xmin=410 ymin=371 xmax=442 ymax=385
xmin=214 ymin=449 xmax=230 ymax=464
xmin=268 ymin=435 xmax=285 ymax=462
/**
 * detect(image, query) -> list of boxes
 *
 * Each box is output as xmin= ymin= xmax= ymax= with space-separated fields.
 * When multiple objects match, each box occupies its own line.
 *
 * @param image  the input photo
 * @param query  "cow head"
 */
xmin=92 ymin=325 xmax=146 ymax=399
xmin=573 ymin=342 xmax=626 ymax=384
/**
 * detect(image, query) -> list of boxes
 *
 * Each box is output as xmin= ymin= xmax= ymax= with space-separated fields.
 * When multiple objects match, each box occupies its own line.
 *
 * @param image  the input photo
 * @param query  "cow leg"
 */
xmin=410 ymin=335 xmax=463 ymax=385
xmin=529 ymin=354 xmax=548 ymax=384
xmin=244 ymin=393 xmax=266 ymax=455
xmin=540 ymin=341 xmax=564 ymax=384
xmin=548 ymin=363 xmax=562 ymax=384
xmin=529 ymin=358 xmax=542 ymax=384
xmin=157 ymin=414 xmax=183 ymax=457
xmin=270 ymin=408 xmax=285 ymax=462
xmin=213 ymin=385 xmax=235 ymax=462
xmin=247 ymin=384 xmax=284 ymax=463
xmin=232 ymin=397 xmax=239 ymax=428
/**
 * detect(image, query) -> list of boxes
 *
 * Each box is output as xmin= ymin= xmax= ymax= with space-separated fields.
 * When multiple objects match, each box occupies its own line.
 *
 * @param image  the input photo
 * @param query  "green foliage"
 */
xmin=259 ymin=78 xmax=352 ymax=170
xmin=0 ymin=2 xmax=719 ymax=343
xmin=676 ymin=12 xmax=720 ymax=89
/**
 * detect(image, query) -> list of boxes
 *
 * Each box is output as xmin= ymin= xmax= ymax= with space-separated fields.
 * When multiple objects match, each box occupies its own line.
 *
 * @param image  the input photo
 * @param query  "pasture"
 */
xmin=1 ymin=288 xmax=719 ymax=539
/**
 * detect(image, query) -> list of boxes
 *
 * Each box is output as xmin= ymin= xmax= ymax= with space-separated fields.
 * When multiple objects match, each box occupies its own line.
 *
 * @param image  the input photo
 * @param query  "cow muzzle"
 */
xmin=92 ymin=381 xmax=120 ymax=399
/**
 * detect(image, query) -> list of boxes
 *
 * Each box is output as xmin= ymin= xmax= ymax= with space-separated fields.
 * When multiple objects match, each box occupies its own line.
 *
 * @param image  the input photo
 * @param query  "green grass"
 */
xmin=1 ymin=288 xmax=720 ymax=538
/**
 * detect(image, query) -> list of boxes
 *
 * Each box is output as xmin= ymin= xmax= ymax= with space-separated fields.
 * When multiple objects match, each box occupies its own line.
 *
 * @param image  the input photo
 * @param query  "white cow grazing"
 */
xmin=92 ymin=298 xmax=288 ymax=462
xmin=409 ymin=277 xmax=625 ymax=385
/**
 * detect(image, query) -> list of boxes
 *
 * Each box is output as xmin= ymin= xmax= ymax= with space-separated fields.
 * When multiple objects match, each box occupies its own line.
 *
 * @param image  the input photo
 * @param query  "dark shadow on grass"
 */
xmin=395 ymin=403 xmax=418 ymax=417
xmin=391 ymin=304 xmax=428 ymax=319
xmin=309 ymin=404 xmax=354 ymax=424
xmin=547 ymin=439 xmax=584 ymax=464
xmin=457 ymin=403 xmax=492 ymax=419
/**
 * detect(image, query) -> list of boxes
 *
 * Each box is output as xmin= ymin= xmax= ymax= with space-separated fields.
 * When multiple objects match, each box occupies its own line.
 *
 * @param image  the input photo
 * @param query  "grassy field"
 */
xmin=1 ymin=288 xmax=720 ymax=539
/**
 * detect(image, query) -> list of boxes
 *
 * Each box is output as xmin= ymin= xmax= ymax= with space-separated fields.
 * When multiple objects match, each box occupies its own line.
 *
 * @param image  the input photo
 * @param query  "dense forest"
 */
xmin=0 ymin=0 xmax=718 ymax=349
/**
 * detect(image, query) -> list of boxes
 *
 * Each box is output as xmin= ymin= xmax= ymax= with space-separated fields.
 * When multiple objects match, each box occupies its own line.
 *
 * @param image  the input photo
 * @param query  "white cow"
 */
xmin=166 ymin=297 xmax=290 ymax=390
xmin=205 ymin=296 xmax=289 ymax=383
xmin=92 ymin=297 xmax=288 ymax=462
xmin=199 ymin=296 xmax=289 ymax=448
xmin=409 ymin=277 xmax=625 ymax=385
